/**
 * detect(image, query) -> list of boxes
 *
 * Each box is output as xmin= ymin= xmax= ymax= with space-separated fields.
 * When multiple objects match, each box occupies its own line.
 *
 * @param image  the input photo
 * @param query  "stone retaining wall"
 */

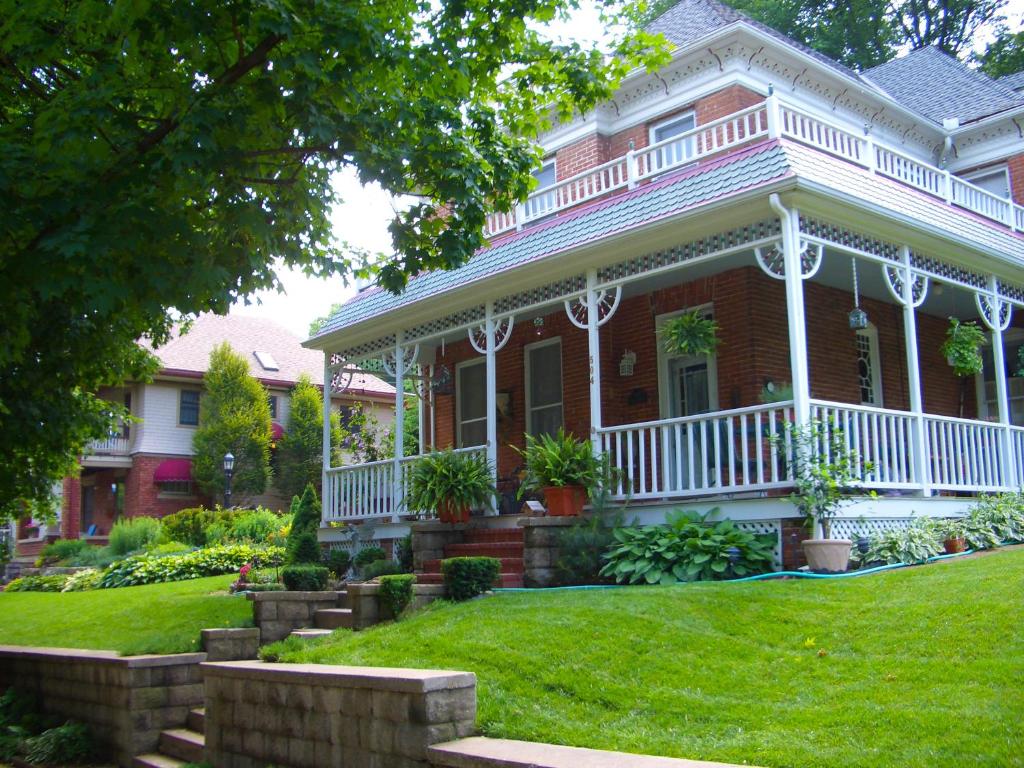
xmin=0 ymin=646 xmax=204 ymax=767
xmin=248 ymin=591 xmax=342 ymax=643
xmin=348 ymin=583 xmax=445 ymax=630
xmin=518 ymin=516 xmax=575 ymax=588
xmin=202 ymin=661 xmax=476 ymax=768
xmin=202 ymin=627 xmax=261 ymax=661
xmin=410 ymin=521 xmax=467 ymax=573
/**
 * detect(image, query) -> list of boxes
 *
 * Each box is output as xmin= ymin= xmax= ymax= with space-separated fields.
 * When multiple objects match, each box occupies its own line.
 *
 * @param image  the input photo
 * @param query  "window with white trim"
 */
xmin=649 ymin=112 xmax=696 ymax=170
xmin=526 ymin=338 xmax=563 ymax=437
xmin=527 ymin=159 xmax=557 ymax=219
xmin=962 ymin=165 xmax=1010 ymax=199
xmin=855 ymin=326 xmax=883 ymax=406
xmin=456 ymin=360 xmax=487 ymax=447
xmin=979 ymin=330 xmax=1024 ymax=425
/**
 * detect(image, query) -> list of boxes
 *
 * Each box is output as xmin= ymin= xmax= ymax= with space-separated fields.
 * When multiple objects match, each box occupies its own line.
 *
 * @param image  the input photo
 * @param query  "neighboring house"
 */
xmin=306 ymin=0 xmax=1024 ymax=568
xmin=14 ymin=314 xmax=394 ymax=558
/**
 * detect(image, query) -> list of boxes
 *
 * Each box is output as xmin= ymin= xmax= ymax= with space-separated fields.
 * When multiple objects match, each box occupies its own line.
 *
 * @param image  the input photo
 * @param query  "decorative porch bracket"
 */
xmin=753 ymin=239 xmax=823 ymax=280
xmin=381 ymin=344 xmax=420 ymax=377
xmin=977 ymin=278 xmax=1016 ymax=487
xmin=563 ymin=285 xmax=622 ymax=329
xmin=467 ymin=314 xmax=515 ymax=354
xmin=882 ymin=265 xmax=928 ymax=308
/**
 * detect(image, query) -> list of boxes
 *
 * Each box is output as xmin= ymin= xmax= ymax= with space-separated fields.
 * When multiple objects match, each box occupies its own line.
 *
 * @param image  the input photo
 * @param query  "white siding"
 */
xmin=133 ymin=382 xmax=198 ymax=456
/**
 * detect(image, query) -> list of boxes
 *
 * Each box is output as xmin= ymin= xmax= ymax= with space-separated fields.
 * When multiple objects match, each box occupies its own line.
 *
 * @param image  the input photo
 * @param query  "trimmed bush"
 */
xmin=287 ymin=529 xmax=322 ymax=565
xmin=160 ymin=507 xmax=215 ymax=547
xmin=360 ymin=559 xmax=403 ymax=580
xmin=108 ymin=516 xmax=161 ymax=555
xmin=441 ymin=556 xmax=500 ymax=601
xmin=395 ymin=535 xmax=414 ymax=573
xmin=354 ymin=546 xmax=386 ymax=569
xmin=286 ymin=485 xmax=322 ymax=565
xmin=99 ymin=544 xmax=284 ymax=588
xmin=379 ymin=574 xmax=415 ymax=617
xmin=281 ymin=564 xmax=329 ymax=591
xmin=35 ymin=539 xmax=88 ymax=567
xmin=4 ymin=574 xmax=70 ymax=592
xmin=324 ymin=548 xmax=352 ymax=578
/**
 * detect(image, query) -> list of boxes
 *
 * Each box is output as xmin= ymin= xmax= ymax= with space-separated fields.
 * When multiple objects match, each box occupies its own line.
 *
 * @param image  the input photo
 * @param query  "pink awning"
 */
xmin=153 ymin=459 xmax=193 ymax=483
xmin=271 ymin=422 xmax=284 ymax=440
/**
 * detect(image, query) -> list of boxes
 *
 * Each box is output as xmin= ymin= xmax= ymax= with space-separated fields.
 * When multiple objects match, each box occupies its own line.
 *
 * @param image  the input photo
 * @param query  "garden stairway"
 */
xmin=288 ymin=588 xmax=353 ymax=639
xmin=418 ymin=527 xmax=525 ymax=588
xmin=132 ymin=707 xmax=206 ymax=768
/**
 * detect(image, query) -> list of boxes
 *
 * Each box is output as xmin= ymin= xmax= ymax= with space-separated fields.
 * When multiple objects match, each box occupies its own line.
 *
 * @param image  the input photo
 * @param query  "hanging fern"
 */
xmin=940 ymin=317 xmax=987 ymax=378
xmin=660 ymin=311 xmax=720 ymax=357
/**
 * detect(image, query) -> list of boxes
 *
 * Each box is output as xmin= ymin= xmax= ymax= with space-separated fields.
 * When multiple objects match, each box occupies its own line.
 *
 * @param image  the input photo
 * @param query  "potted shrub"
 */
xmin=660 ymin=310 xmax=720 ymax=357
xmin=516 ymin=429 xmax=606 ymax=516
xmin=939 ymin=518 xmax=967 ymax=554
xmin=406 ymin=449 xmax=496 ymax=523
xmin=779 ymin=420 xmax=872 ymax=573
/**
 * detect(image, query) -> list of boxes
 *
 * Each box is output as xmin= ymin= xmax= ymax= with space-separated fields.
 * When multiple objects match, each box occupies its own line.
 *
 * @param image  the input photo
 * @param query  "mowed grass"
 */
xmin=0 ymin=575 xmax=251 ymax=655
xmin=273 ymin=549 xmax=1024 ymax=768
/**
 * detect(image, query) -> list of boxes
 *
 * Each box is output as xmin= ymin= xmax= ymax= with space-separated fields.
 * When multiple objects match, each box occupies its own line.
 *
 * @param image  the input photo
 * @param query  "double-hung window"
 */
xmin=526 ymin=339 xmax=563 ymax=437
xmin=179 ymin=390 xmax=200 ymax=426
xmin=649 ymin=112 xmax=696 ymax=171
xmin=526 ymin=160 xmax=558 ymax=219
xmin=457 ymin=360 xmax=487 ymax=447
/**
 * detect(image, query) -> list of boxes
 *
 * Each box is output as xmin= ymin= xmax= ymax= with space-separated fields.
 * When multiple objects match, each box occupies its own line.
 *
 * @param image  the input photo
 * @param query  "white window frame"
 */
xmin=855 ymin=324 xmax=884 ymax=407
xmin=962 ymin=164 xmax=1011 ymax=200
xmin=455 ymin=358 xmax=487 ymax=448
xmin=648 ymin=110 xmax=697 ymax=146
xmin=533 ymin=158 xmax=556 ymax=189
xmin=524 ymin=337 xmax=563 ymax=437
xmin=976 ymin=327 xmax=1024 ymax=424
xmin=655 ymin=304 xmax=719 ymax=420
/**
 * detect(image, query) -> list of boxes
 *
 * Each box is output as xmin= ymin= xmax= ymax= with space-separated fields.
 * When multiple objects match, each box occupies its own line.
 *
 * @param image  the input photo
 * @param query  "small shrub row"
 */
xmin=161 ymin=506 xmax=286 ymax=548
xmin=360 ymin=559 xmax=403 ymax=580
xmin=99 ymin=544 xmax=285 ymax=588
xmin=35 ymin=538 xmax=89 ymax=567
xmin=281 ymin=564 xmax=329 ymax=591
xmin=379 ymin=574 xmax=415 ymax=617
xmin=442 ymin=556 xmax=500 ymax=601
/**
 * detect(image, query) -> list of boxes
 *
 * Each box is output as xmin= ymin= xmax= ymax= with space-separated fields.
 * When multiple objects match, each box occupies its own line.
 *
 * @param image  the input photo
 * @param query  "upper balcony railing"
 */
xmin=85 ymin=434 xmax=130 ymax=456
xmin=485 ymin=96 xmax=1024 ymax=239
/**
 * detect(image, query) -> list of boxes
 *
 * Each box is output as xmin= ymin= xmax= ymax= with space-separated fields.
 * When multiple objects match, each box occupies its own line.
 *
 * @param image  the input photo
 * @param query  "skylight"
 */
xmin=253 ymin=351 xmax=279 ymax=371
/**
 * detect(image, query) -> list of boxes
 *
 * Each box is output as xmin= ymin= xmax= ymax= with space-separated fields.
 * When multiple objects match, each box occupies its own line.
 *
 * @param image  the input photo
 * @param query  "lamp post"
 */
xmin=223 ymin=452 xmax=235 ymax=508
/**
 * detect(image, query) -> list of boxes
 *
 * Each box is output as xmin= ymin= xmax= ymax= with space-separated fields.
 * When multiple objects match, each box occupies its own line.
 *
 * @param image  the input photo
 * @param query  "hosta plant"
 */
xmin=850 ymin=519 xmax=943 ymax=566
xmin=99 ymin=543 xmax=284 ymax=588
xmin=600 ymin=510 xmax=775 ymax=585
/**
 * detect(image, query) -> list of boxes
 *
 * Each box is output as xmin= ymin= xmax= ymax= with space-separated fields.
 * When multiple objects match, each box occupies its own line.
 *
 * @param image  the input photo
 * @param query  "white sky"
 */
xmin=232 ymin=0 xmax=1024 ymax=339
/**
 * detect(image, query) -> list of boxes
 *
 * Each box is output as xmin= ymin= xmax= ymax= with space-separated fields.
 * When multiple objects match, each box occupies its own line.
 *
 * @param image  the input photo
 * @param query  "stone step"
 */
xmin=186 ymin=708 xmax=205 ymax=733
xmin=314 ymin=607 xmax=354 ymax=630
xmin=133 ymin=753 xmax=186 ymax=768
xmin=158 ymin=729 xmax=205 ymax=764
xmin=417 ymin=572 xmax=524 ymax=588
xmin=422 ymin=557 xmax=524 ymax=574
xmin=444 ymin=542 xmax=524 ymax=558
xmin=464 ymin=528 xmax=524 ymax=544
xmin=336 ymin=589 xmax=350 ymax=609
xmin=291 ymin=628 xmax=335 ymax=640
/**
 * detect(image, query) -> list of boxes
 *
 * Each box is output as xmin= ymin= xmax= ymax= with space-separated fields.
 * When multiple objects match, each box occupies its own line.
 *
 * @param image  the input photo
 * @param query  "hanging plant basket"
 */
xmin=940 ymin=317 xmax=987 ymax=378
xmin=660 ymin=311 xmax=720 ymax=357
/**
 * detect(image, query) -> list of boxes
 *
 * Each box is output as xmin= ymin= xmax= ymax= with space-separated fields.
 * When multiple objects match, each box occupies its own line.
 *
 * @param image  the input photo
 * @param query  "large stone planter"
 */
xmin=802 ymin=538 xmax=853 ymax=573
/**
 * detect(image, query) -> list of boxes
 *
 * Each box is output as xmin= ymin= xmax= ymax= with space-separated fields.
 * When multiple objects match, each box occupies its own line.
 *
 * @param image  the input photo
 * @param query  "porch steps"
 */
xmin=314 ymin=607 xmax=355 ymax=630
xmin=417 ymin=527 xmax=526 ymax=589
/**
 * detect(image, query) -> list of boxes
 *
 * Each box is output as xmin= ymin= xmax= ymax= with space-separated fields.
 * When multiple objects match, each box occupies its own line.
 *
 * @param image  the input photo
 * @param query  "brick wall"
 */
xmin=124 ymin=455 xmax=212 ymax=521
xmin=554 ymin=133 xmax=610 ymax=181
xmin=61 ymin=477 xmax=81 ymax=539
xmin=429 ymin=266 xmax=974 ymax=478
xmin=1008 ymin=153 xmax=1024 ymax=206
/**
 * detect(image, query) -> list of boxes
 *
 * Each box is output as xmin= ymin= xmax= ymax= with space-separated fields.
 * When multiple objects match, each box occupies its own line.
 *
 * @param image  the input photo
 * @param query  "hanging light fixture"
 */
xmin=430 ymin=364 xmax=453 ymax=395
xmin=848 ymin=257 xmax=868 ymax=330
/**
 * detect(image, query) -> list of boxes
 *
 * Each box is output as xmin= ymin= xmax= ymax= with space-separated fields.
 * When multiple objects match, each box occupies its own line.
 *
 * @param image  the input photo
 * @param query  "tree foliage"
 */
xmin=275 ymin=374 xmax=341 ymax=500
xmin=975 ymin=25 xmax=1024 ymax=78
xmin=191 ymin=343 xmax=272 ymax=500
xmin=285 ymin=483 xmax=322 ymax=565
xmin=0 ymin=0 xmax=667 ymax=521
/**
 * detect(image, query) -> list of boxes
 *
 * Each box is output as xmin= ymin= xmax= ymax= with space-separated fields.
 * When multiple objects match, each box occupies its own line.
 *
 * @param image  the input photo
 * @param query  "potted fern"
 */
xmin=660 ymin=311 xmax=720 ymax=357
xmin=941 ymin=317 xmax=987 ymax=417
xmin=406 ymin=450 xmax=496 ymax=523
xmin=516 ymin=429 xmax=605 ymax=516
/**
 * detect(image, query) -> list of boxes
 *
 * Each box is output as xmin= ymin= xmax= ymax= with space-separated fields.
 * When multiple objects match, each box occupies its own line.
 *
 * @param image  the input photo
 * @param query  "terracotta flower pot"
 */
xmin=437 ymin=499 xmax=470 ymax=524
xmin=944 ymin=537 xmax=966 ymax=554
xmin=543 ymin=485 xmax=587 ymax=516
xmin=802 ymin=538 xmax=853 ymax=573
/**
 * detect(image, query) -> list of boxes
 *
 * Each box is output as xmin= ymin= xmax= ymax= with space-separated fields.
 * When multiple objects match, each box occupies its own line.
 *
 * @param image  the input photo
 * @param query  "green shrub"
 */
xmin=61 ymin=569 xmax=103 ymax=592
xmin=4 ymin=574 xmax=70 ymax=592
xmin=379 ymin=574 xmax=415 ymax=617
xmin=108 ymin=516 xmax=161 ymax=555
xmin=287 ymin=529 xmax=322 ymax=565
xmin=36 ymin=538 xmax=88 ymax=566
xmin=224 ymin=508 xmax=283 ymax=543
xmin=441 ymin=556 xmax=500 ymax=601
xmin=354 ymin=546 xmax=386 ymax=568
xmin=324 ymin=548 xmax=352 ymax=578
xmin=286 ymin=486 xmax=322 ymax=564
xmin=64 ymin=544 xmax=120 ymax=568
xmin=600 ymin=510 xmax=776 ymax=585
xmin=360 ymin=559 xmax=403 ymax=580
xmin=395 ymin=535 xmax=414 ymax=573
xmin=282 ymin=564 xmax=329 ymax=591
xmin=146 ymin=541 xmax=193 ymax=557
xmin=555 ymin=515 xmax=618 ymax=586
xmin=24 ymin=722 xmax=94 ymax=765
xmin=99 ymin=544 xmax=285 ymax=588
xmin=851 ymin=519 xmax=944 ymax=565
xmin=160 ymin=507 xmax=215 ymax=547
xmin=405 ymin=449 xmax=496 ymax=516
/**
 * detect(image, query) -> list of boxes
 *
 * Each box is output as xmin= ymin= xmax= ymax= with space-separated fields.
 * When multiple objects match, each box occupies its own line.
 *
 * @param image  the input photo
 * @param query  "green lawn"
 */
xmin=271 ymin=549 xmax=1024 ymax=768
xmin=0 ymin=575 xmax=251 ymax=655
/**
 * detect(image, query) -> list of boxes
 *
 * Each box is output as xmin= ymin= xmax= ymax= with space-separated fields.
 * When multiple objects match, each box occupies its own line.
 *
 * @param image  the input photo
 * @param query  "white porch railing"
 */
xmin=85 ymin=435 xmax=130 ymax=456
xmin=484 ymin=98 xmax=1024 ymax=239
xmin=323 ymin=445 xmax=487 ymax=522
xmin=597 ymin=402 xmax=795 ymax=502
xmin=924 ymin=414 xmax=1007 ymax=491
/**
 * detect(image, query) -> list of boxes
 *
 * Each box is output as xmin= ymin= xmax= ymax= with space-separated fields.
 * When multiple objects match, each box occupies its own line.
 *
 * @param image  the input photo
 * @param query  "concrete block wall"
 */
xmin=519 ymin=517 xmax=575 ymax=588
xmin=0 ymin=646 xmax=205 ymax=768
xmin=202 ymin=661 xmax=477 ymax=768
xmin=202 ymin=628 xmax=261 ymax=661
xmin=249 ymin=592 xmax=342 ymax=643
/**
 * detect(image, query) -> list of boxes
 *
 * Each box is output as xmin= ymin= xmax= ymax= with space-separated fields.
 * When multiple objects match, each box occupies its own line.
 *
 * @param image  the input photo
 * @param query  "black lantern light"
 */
xmin=223 ymin=452 xmax=235 ymax=508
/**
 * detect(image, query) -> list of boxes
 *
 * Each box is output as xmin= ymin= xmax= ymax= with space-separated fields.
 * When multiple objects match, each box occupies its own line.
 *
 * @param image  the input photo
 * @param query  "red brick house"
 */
xmin=315 ymin=1 xmax=1024 ymax=567
xmin=14 ymin=314 xmax=394 ymax=558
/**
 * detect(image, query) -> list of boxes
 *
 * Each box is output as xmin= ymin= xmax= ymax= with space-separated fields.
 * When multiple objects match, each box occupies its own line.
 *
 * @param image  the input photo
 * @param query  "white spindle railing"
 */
xmin=778 ymin=105 xmax=865 ymax=163
xmin=597 ymin=402 xmax=794 ymax=501
xmin=1010 ymin=426 xmax=1024 ymax=487
xmin=398 ymin=445 xmax=487 ymax=516
xmin=924 ymin=415 xmax=1007 ymax=491
xmin=86 ymin=435 xmax=130 ymax=455
xmin=874 ymin=146 xmax=947 ymax=197
xmin=810 ymin=400 xmax=920 ymax=488
xmin=950 ymin=176 xmax=1013 ymax=225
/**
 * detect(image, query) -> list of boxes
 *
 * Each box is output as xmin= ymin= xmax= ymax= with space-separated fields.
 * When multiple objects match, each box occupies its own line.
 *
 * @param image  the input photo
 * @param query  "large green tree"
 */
xmin=276 ymin=374 xmax=342 ymax=499
xmin=976 ymin=25 xmax=1024 ymax=77
xmin=192 ymin=343 xmax=273 ymax=501
xmin=0 ymin=0 xmax=666 ymax=521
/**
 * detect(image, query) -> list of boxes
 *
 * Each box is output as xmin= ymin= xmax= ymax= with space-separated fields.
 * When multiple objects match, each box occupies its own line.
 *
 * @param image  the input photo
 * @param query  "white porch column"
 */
xmin=416 ymin=363 xmax=426 ymax=455
xmin=984 ymin=276 xmax=1015 ymax=487
xmin=392 ymin=333 xmax=405 ymax=523
xmin=322 ymin=356 xmax=333 ymax=518
xmin=770 ymin=195 xmax=811 ymax=426
xmin=484 ymin=302 xmax=499 ymax=515
xmin=898 ymin=248 xmax=931 ymax=496
xmin=585 ymin=269 xmax=603 ymax=454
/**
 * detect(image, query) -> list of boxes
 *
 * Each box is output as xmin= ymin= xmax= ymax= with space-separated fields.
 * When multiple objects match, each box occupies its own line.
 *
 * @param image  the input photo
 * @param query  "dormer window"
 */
xmin=253 ymin=350 xmax=279 ymax=371
xmin=649 ymin=112 xmax=696 ymax=170
xmin=962 ymin=165 xmax=1010 ymax=200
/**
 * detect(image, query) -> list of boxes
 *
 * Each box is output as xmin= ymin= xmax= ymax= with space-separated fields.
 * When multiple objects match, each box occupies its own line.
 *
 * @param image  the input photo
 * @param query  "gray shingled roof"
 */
xmin=314 ymin=142 xmax=793 ymax=337
xmin=864 ymin=46 xmax=1024 ymax=124
xmin=999 ymin=71 xmax=1024 ymax=93
xmin=647 ymin=0 xmax=861 ymax=80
